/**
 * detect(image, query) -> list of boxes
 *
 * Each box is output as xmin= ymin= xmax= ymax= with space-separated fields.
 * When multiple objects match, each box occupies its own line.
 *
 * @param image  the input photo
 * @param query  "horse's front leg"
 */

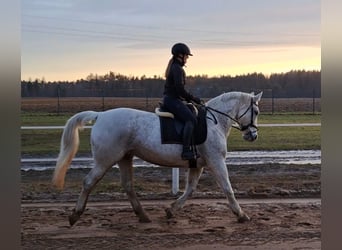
xmin=209 ymin=159 xmax=250 ymax=223
xmin=118 ymin=157 xmax=151 ymax=223
xmin=166 ymin=167 xmax=204 ymax=219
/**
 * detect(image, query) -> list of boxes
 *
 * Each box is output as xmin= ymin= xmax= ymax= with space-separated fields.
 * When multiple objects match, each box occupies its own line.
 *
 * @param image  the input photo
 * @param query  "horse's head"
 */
xmin=236 ymin=92 xmax=263 ymax=142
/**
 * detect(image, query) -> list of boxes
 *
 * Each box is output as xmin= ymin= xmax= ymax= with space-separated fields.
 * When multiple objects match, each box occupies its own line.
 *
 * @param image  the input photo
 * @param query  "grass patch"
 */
xmin=21 ymin=129 xmax=91 ymax=157
xmin=21 ymin=112 xmax=321 ymax=126
xmin=228 ymin=126 xmax=320 ymax=151
xmin=259 ymin=113 xmax=321 ymax=124
xmin=21 ymin=112 xmax=70 ymax=126
xmin=21 ymin=112 xmax=321 ymax=156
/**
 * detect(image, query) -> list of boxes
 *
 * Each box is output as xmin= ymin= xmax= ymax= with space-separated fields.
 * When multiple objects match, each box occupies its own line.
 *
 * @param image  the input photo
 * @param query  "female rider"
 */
xmin=162 ymin=43 xmax=202 ymax=160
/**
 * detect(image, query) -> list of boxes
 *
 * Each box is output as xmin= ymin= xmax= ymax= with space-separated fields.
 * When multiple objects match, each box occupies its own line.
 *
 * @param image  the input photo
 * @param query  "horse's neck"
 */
xmin=207 ymin=92 xmax=242 ymax=136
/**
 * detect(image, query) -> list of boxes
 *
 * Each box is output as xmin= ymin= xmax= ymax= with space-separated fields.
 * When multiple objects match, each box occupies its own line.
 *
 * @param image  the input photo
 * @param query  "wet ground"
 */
xmin=21 ymin=150 xmax=321 ymax=170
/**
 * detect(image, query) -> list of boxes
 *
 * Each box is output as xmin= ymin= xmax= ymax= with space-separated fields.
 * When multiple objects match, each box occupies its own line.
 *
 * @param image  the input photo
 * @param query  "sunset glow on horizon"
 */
xmin=21 ymin=45 xmax=320 ymax=82
xmin=21 ymin=1 xmax=320 ymax=82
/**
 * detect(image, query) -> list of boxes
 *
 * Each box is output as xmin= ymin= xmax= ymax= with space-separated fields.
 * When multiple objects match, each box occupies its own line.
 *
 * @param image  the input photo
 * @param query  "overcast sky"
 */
xmin=21 ymin=0 xmax=320 ymax=81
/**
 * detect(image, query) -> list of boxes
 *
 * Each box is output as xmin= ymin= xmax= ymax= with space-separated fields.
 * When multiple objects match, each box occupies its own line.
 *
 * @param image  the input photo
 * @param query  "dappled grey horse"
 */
xmin=52 ymin=91 xmax=262 ymax=226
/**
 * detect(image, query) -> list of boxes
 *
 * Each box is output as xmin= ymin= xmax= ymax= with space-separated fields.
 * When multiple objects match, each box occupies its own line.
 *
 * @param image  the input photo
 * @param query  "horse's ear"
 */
xmin=250 ymin=91 xmax=255 ymax=95
xmin=253 ymin=92 xmax=263 ymax=103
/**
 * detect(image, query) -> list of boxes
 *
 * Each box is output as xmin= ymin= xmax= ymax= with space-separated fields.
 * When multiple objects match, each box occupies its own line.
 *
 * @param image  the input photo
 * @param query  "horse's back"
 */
xmin=103 ymin=107 xmax=152 ymax=117
xmin=92 ymin=107 xmax=158 ymax=141
xmin=97 ymin=107 xmax=155 ymax=125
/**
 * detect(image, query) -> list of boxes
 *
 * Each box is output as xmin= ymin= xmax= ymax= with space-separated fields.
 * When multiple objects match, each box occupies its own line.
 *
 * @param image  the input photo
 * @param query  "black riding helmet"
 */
xmin=171 ymin=43 xmax=193 ymax=56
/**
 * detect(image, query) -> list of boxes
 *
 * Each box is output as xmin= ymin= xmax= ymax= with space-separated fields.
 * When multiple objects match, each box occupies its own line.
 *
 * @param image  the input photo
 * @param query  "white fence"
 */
xmin=21 ymin=123 xmax=320 ymax=130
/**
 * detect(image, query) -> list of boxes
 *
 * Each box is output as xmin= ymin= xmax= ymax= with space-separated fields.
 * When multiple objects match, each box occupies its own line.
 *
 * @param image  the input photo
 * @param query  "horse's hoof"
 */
xmin=237 ymin=213 xmax=250 ymax=223
xmin=165 ymin=208 xmax=174 ymax=219
xmin=69 ymin=211 xmax=80 ymax=226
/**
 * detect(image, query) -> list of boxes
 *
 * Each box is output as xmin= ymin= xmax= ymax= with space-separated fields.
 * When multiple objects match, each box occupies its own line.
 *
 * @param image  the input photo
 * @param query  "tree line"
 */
xmin=21 ymin=70 xmax=321 ymax=98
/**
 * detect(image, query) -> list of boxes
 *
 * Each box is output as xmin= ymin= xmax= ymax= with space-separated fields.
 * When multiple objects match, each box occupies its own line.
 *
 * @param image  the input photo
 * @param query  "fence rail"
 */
xmin=21 ymin=123 xmax=321 ymax=130
xmin=21 ymin=97 xmax=321 ymax=114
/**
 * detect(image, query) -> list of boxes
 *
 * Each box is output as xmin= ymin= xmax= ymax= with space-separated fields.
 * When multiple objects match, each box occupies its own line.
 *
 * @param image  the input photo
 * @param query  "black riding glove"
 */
xmin=192 ymin=97 xmax=202 ymax=104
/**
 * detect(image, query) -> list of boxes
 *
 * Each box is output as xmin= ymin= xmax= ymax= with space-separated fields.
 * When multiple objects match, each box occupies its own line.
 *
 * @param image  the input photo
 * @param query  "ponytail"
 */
xmin=164 ymin=57 xmax=175 ymax=78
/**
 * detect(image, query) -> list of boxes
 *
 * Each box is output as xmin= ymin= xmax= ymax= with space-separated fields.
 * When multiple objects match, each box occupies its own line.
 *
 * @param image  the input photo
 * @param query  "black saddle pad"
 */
xmin=159 ymin=105 xmax=207 ymax=145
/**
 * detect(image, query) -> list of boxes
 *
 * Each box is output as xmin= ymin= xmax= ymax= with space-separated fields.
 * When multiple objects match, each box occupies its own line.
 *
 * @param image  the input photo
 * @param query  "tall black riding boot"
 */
xmin=181 ymin=121 xmax=195 ymax=160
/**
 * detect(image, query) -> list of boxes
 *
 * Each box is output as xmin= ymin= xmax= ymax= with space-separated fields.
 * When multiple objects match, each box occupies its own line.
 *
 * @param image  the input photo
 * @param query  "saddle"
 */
xmin=155 ymin=103 xmax=207 ymax=145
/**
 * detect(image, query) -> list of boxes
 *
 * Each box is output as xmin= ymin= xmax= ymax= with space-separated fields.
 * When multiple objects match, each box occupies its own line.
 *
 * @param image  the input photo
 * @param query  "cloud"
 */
xmin=22 ymin=0 xmax=320 ymax=48
xmin=21 ymin=0 xmax=320 ymax=80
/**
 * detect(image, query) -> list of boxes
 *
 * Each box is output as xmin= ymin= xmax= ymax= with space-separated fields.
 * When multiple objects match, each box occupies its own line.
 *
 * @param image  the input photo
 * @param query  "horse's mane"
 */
xmin=207 ymin=91 xmax=251 ymax=109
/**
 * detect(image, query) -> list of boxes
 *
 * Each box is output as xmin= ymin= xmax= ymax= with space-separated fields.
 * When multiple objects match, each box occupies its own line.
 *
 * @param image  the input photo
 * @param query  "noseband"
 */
xmin=205 ymin=98 xmax=259 ymax=131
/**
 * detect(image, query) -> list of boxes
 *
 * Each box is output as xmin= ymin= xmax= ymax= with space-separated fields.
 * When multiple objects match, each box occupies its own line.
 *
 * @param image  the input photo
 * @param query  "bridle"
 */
xmin=205 ymin=98 xmax=259 ymax=131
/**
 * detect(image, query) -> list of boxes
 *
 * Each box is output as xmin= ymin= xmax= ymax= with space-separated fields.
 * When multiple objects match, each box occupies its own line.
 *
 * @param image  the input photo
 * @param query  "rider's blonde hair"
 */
xmin=164 ymin=57 xmax=174 ymax=78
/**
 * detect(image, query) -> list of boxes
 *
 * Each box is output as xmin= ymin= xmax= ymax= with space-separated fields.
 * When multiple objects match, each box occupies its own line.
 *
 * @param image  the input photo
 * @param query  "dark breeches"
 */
xmin=163 ymin=95 xmax=197 ymax=125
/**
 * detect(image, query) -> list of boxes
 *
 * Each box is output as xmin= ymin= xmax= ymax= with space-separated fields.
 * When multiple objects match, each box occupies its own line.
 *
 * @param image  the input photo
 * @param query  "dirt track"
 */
xmin=21 ymin=164 xmax=321 ymax=249
xmin=21 ymin=199 xmax=320 ymax=250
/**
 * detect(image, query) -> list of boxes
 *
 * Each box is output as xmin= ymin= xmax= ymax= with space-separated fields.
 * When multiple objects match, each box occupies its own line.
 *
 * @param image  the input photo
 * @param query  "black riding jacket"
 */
xmin=163 ymin=59 xmax=195 ymax=102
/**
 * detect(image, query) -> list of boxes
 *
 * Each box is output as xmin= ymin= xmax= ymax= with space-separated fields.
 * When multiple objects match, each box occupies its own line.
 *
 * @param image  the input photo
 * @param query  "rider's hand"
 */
xmin=192 ymin=97 xmax=202 ymax=104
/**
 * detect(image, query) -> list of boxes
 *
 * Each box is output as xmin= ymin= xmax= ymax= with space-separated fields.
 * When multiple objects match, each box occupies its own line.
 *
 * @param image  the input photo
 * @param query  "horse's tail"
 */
xmin=52 ymin=111 xmax=98 ymax=189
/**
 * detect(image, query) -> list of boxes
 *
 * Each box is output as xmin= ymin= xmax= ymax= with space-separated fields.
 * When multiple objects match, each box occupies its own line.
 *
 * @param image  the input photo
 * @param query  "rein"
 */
xmin=203 ymin=99 xmax=258 ymax=131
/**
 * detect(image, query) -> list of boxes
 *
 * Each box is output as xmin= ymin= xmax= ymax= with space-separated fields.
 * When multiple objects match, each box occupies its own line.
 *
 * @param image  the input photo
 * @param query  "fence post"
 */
xmin=312 ymin=88 xmax=315 ymax=114
xmin=102 ymin=83 xmax=105 ymax=111
xmin=172 ymin=168 xmax=179 ymax=195
xmin=57 ymin=84 xmax=60 ymax=115
xmin=271 ymin=89 xmax=274 ymax=114
xmin=145 ymin=87 xmax=149 ymax=111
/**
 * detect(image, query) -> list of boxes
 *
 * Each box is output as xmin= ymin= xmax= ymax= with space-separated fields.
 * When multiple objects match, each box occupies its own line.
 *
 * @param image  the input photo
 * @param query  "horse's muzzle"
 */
xmin=243 ymin=130 xmax=258 ymax=142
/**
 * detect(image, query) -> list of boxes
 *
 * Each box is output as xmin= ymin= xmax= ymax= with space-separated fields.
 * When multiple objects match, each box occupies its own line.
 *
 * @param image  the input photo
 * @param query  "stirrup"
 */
xmin=181 ymin=147 xmax=199 ymax=160
xmin=181 ymin=151 xmax=196 ymax=160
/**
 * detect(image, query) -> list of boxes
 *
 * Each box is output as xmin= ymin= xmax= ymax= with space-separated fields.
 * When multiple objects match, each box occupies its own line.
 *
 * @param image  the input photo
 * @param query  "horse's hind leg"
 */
xmin=118 ymin=155 xmax=151 ymax=223
xmin=166 ymin=167 xmax=204 ymax=219
xmin=69 ymin=163 xmax=110 ymax=226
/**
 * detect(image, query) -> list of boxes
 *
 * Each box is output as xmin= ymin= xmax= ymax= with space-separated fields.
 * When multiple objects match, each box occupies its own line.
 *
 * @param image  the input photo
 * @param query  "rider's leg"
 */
xmin=163 ymin=96 xmax=198 ymax=160
xmin=181 ymin=120 xmax=195 ymax=160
